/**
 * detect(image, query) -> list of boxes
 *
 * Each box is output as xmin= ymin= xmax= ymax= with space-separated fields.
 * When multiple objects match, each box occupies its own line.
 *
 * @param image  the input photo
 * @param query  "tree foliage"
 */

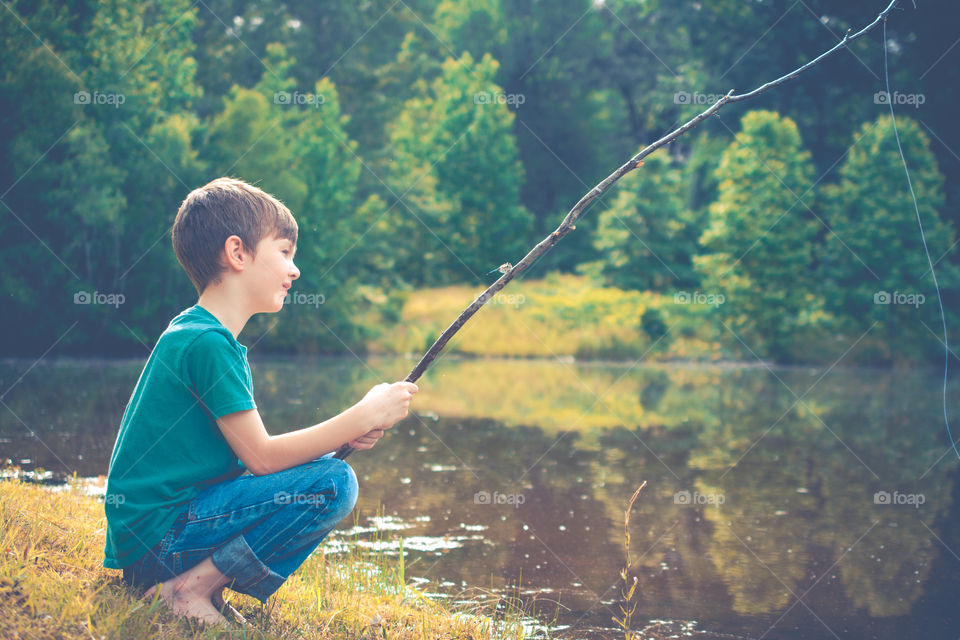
xmin=0 ymin=0 xmax=957 ymax=362
xmin=820 ymin=115 xmax=957 ymax=361
xmin=590 ymin=152 xmax=697 ymax=290
xmin=695 ymin=110 xmax=820 ymax=359
xmin=385 ymin=52 xmax=532 ymax=284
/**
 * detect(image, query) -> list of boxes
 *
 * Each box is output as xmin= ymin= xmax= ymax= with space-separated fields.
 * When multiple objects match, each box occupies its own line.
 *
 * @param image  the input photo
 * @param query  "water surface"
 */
xmin=1 ymin=355 xmax=958 ymax=639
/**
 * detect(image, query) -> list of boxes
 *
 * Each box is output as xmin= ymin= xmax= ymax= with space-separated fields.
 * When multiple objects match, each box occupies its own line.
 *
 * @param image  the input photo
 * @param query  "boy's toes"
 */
xmin=143 ymin=584 xmax=157 ymax=599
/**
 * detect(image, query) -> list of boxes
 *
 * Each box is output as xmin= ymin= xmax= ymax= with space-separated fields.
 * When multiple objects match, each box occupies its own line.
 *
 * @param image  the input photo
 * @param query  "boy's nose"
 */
xmin=290 ymin=263 xmax=301 ymax=280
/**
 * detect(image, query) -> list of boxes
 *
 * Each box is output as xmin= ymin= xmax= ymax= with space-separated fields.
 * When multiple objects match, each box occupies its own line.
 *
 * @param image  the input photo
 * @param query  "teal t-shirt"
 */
xmin=103 ymin=304 xmax=257 ymax=569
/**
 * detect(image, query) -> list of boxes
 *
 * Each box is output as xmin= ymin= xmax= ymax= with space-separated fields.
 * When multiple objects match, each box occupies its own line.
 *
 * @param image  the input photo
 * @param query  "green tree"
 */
xmin=590 ymin=152 xmax=696 ymax=290
xmin=0 ymin=0 xmax=204 ymax=354
xmin=385 ymin=51 xmax=532 ymax=285
xmin=694 ymin=110 xmax=820 ymax=360
xmin=203 ymin=44 xmax=396 ymax=351
xmin=82 ymin=0 xmax=206 ymax=344
xmin=426 ymin=0 xmax=621 ymax=272
xmin=819 ymin=115 xmax=957 ymax=362
xmin=433 ymin=0 xmax=507 ymax=59
xmin=0 ymin=1 xmax=88 ymax=355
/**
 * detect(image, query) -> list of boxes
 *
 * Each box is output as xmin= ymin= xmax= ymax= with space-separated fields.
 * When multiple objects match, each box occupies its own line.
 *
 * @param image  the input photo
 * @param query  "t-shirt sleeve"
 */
xmin=183 ymin=331 xmax=257 ymax=420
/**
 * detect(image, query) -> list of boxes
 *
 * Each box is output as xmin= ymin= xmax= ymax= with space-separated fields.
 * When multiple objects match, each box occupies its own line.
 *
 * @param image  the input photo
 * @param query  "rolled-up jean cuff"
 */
xmin=210 ymin=534 xmax=286 ymax=602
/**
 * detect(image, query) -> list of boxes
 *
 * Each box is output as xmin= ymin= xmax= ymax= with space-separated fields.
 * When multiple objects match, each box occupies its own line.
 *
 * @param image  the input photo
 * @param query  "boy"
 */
xmin=103 ymin=177 xmax=417 ymax=625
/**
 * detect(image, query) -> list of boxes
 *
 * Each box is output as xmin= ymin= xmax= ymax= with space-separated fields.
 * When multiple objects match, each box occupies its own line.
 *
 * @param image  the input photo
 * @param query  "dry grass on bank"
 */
xmin=0 ymin=475 xmax=530 ymax=640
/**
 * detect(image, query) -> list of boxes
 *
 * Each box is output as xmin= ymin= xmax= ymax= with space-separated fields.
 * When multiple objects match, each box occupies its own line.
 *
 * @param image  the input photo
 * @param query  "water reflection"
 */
xmin=1 ymin=356 xmax=959 ymax=639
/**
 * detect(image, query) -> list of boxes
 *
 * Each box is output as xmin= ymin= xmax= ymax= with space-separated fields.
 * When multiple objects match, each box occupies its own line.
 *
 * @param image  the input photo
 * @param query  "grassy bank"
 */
xmin=369 ymin=274 xmax=728 ymax=362
xmin=368 ymin=274 xmax=915 ymax=365
xmin=0 ymin=475 xmax=529 ymax=639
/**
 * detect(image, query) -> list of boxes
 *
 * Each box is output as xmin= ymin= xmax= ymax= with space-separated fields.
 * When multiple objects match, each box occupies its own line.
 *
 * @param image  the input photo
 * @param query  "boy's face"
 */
xmin=246 ymin=234 xmax=300 ymax=313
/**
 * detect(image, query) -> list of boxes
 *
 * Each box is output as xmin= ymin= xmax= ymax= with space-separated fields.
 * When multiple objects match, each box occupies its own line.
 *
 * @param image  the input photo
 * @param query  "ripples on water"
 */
xmin=2 ymin=355 xmax=959 ymax=639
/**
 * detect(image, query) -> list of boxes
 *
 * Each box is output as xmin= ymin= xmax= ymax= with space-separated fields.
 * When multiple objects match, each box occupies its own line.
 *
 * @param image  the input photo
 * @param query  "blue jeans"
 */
xmin=122 ymin=454 xmax=358 ymax=603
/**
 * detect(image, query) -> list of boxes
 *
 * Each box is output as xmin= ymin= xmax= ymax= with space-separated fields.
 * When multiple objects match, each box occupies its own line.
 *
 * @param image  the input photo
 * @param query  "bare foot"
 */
xmin=142 ymin=557 xmax=232 ymax=626
xmin=144 ymin=582 xmax=227 ymax=625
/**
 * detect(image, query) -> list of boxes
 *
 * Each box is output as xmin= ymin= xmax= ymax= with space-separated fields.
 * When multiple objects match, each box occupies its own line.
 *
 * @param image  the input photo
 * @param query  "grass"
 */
xmin=0 ymin=474 xmax=533 ymax=640
xmin=368 ymin=273 xmax=728 ymax=362
xmin=367 ymin=273 xmax=908 ymax=366
xmin=612 ymin=482 xmax=646 ymax=640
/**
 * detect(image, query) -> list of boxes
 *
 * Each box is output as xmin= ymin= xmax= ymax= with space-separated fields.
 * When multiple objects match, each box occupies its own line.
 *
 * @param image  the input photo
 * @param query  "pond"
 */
xmin=2 ymin=354 xmax=959 ymax=639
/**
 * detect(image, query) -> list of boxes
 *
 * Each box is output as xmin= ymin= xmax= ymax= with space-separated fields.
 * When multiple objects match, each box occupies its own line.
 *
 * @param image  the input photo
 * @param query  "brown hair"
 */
xmin=172 ymin=177 xmax=298 ymax=294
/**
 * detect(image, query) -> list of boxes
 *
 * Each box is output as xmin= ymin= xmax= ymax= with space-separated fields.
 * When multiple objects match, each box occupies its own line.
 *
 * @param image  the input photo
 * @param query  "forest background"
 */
xmin=2 ymin=0 xmax=957 ymax=365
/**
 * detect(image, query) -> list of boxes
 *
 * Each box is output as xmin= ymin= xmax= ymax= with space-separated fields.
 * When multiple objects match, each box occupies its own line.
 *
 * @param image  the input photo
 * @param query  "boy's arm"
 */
xmin=216 ymin=381 xmax=417 ymax=475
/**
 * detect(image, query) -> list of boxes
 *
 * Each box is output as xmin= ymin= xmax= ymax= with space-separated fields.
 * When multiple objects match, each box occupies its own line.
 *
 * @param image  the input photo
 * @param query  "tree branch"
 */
xmin=334 ymin=0 xmax=901 ymax=460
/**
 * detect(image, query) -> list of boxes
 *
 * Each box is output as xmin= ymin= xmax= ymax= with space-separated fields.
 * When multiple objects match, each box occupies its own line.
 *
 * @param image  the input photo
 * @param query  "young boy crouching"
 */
xmin=103 ymin=177 xmax=417 ymax=625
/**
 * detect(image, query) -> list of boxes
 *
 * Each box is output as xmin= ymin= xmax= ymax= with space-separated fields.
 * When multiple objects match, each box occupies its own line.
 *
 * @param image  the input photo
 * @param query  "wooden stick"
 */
xmin=334 ymin=0 xmax=902 ymax=461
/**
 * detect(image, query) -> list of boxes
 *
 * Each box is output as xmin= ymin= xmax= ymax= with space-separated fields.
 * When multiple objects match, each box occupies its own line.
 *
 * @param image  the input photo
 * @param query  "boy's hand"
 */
xmin=348 ymin=428 xmax=385 ymax=450
xmin=359 ymin=381 xmax=419 ymax=430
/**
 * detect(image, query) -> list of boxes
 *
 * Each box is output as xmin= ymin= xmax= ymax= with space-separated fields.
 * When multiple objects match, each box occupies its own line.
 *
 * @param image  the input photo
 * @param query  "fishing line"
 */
xmin=881 ymin=15 xmax=957 ymax=460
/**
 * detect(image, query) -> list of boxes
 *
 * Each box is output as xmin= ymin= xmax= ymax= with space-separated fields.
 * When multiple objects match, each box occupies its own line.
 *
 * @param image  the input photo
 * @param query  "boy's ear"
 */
xmin=222 ymin=235 xmax=250 ymax=272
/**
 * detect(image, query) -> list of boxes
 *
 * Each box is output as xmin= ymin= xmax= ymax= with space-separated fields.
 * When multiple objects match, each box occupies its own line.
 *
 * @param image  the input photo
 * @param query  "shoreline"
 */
xmin=0 ymin=477 xmax=534 ymax=639
xmin=0 ymin=351 xmax=947 ymax=374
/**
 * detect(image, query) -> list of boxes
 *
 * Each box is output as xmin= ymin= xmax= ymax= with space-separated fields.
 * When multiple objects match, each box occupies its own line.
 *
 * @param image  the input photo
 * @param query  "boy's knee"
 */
xmin=330 ymin=458 xmax=358 ymax=519
xmin=304 ymin=458 xmax=357 ymax=519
